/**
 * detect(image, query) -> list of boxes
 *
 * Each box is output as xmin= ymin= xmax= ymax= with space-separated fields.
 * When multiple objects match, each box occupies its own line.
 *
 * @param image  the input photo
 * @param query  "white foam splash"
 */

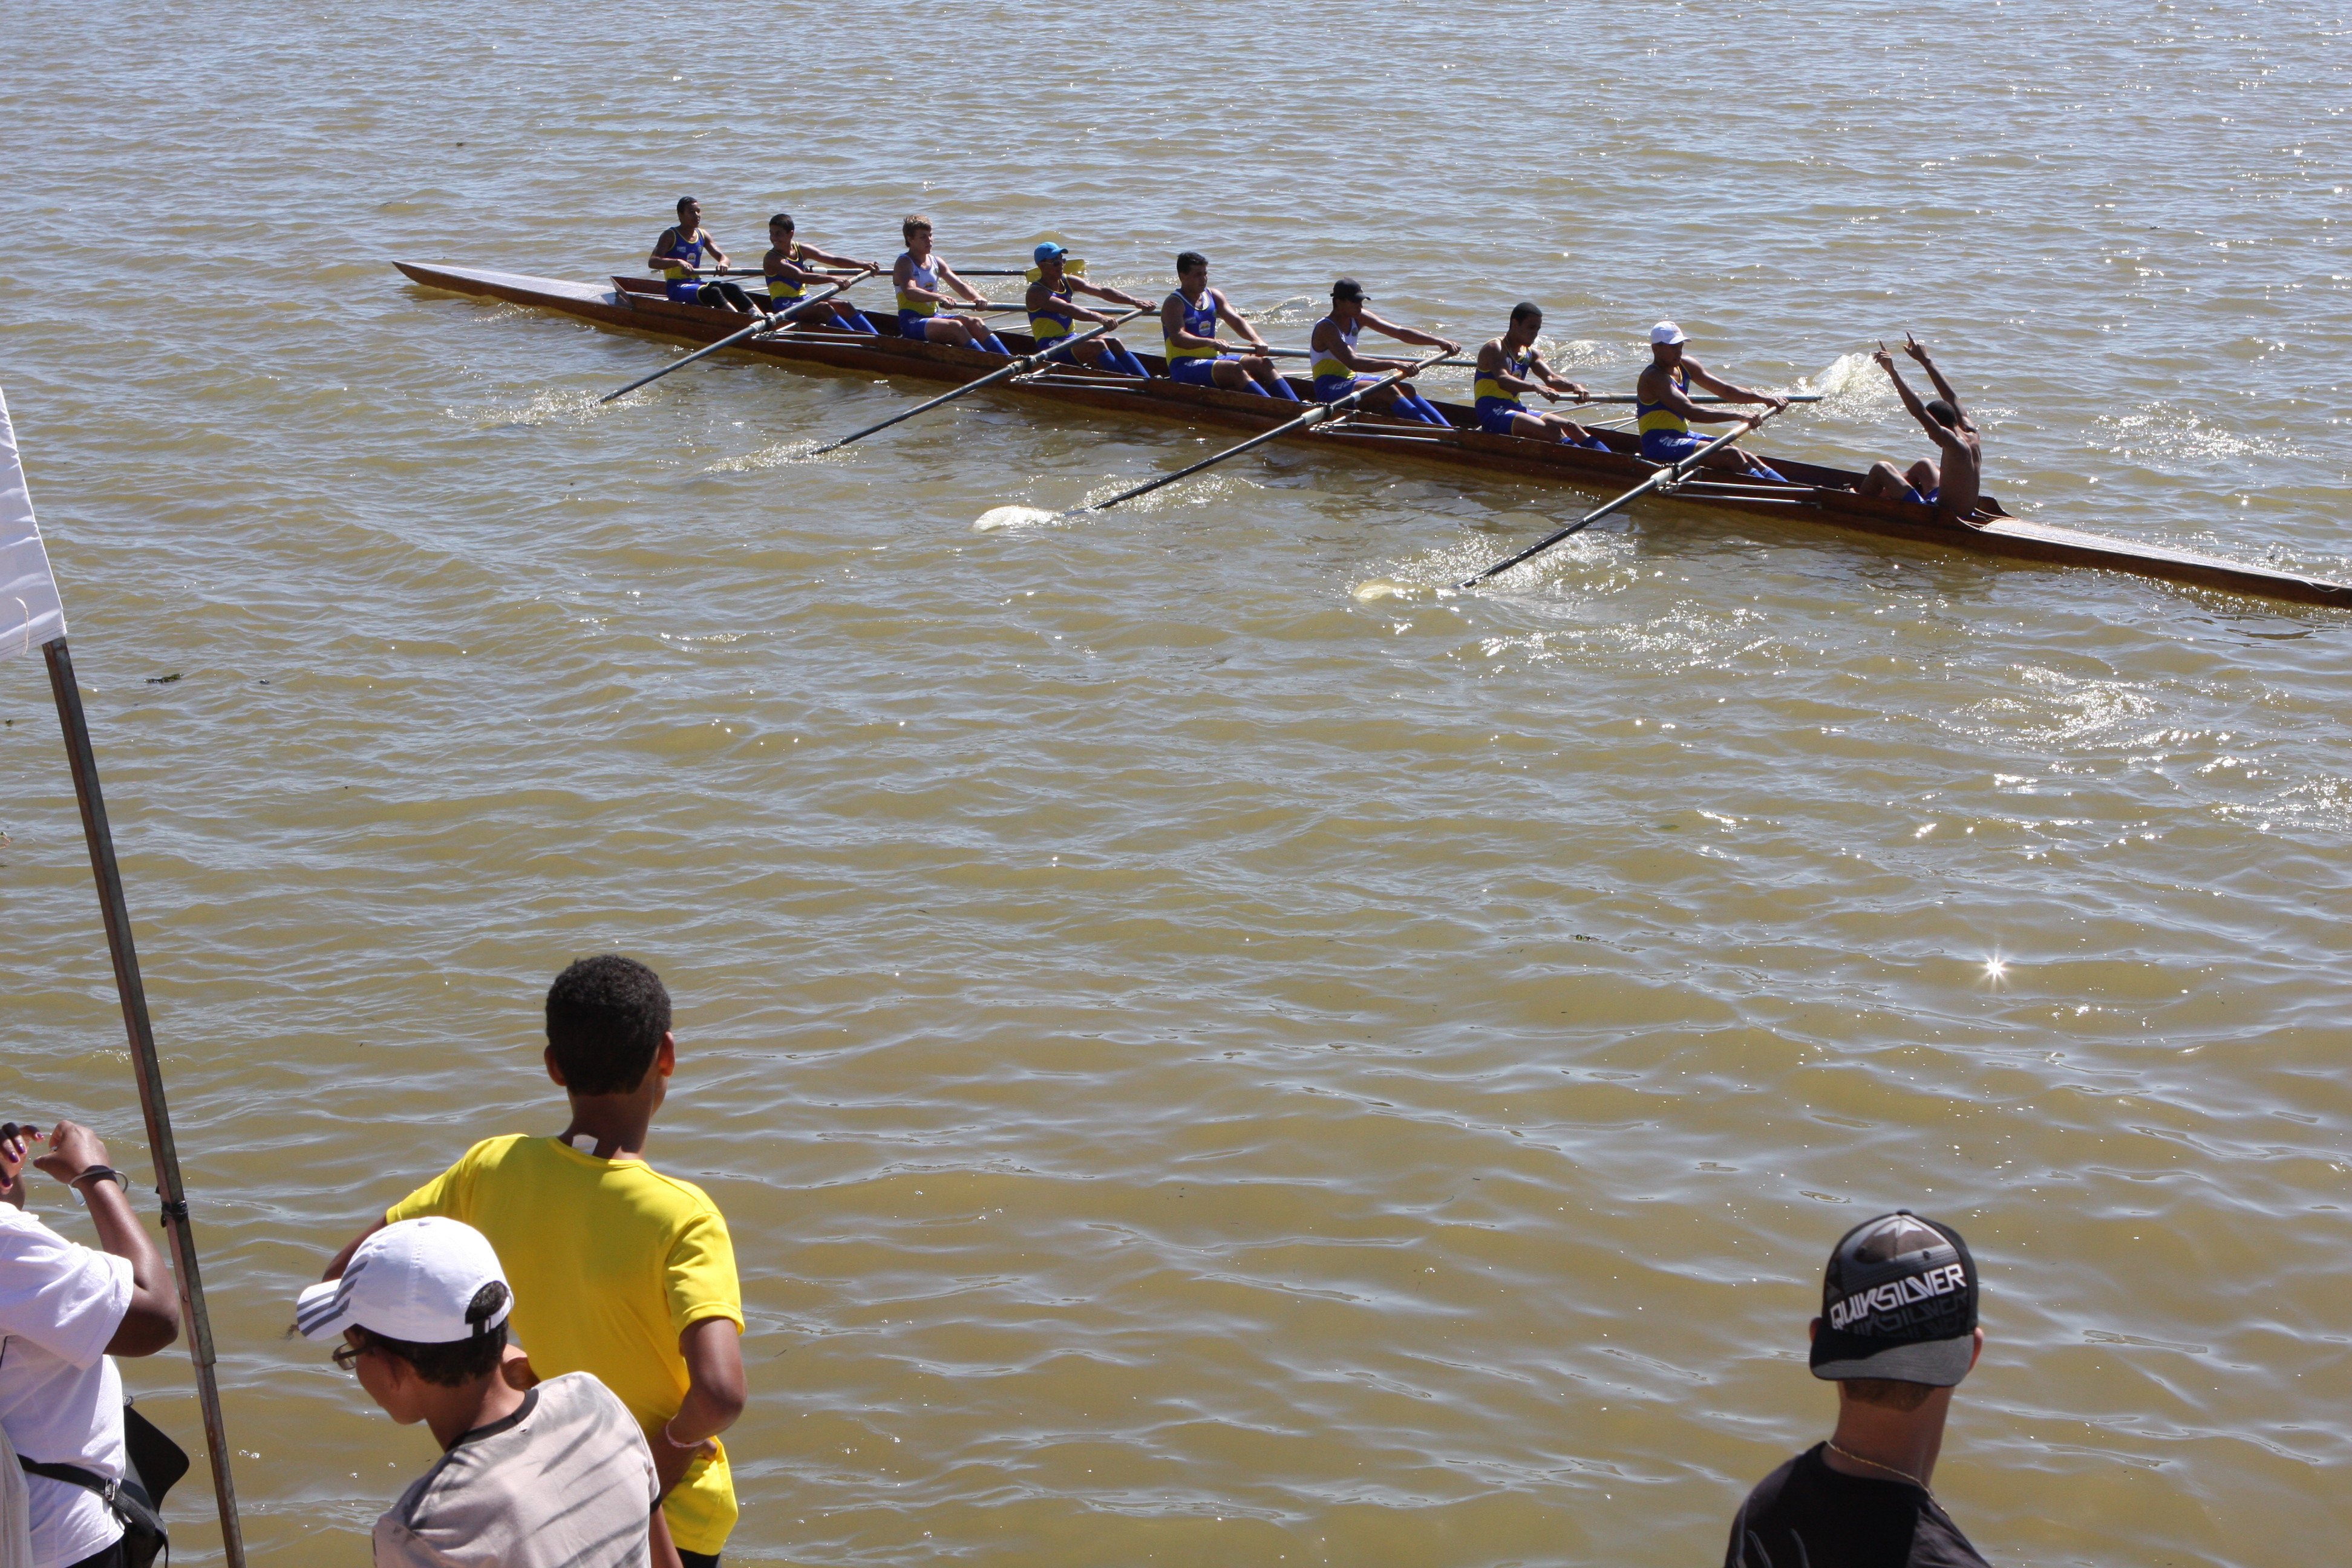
xmin=1351 ymin=579 xmax=1426 ymax=603
xmin=1798 ymin=353 xmax=1901 ymax=423
xmin=973 ymin=505 xmax=1059 ymax=532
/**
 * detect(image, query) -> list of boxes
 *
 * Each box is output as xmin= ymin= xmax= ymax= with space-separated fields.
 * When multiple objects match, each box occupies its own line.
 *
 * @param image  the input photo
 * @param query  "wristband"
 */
xmin=659 ymin=1421 xmax=701 ymax=1451
xmin=70 ymin=1165 xmax=128 ymax=1194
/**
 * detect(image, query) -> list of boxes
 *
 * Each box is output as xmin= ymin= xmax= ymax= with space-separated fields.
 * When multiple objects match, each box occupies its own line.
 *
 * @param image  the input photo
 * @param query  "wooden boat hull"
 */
xmin=393 ymin=261 xmax=2352 ymax=610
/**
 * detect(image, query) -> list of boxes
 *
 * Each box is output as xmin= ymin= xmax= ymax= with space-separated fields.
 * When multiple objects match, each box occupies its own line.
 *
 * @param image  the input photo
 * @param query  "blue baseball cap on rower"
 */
xmin=1034 ymin=242 xmax=1068 ymax=264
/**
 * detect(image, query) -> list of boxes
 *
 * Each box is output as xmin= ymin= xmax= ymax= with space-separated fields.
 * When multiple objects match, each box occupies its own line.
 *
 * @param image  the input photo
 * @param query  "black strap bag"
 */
xmin=16 ymin=1399 xmax=188 ymax=1568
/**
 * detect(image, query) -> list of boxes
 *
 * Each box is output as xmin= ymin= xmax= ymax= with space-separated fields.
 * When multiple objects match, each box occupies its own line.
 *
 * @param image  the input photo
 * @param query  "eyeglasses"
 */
xmin=331 ymin=1342 xmax=369 ymax=1373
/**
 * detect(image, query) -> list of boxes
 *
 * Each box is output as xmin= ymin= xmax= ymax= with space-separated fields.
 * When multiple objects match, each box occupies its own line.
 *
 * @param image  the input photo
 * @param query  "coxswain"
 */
xmin=1160 ymin=252 xmax=1299 ymax=400
xmin=761 ymin=213 xmax=881 ymax=333
xmin=1635 ymin=321 xmax=1788 ymax=479
xmin=893 ymin=215 xmax=1010 ymax=354
xmin=1025 ymin=243 xmax=1154 ymax=378
xmin=1472 ymin=304 xmax=1601 ymax=445
xmin=647 ymin=197 xmax=759 ymax=313
xmin=1309 ymin=279 xmax=1458 ymax=427
xmin=1858 ymin=334 xmax=1985 ymax=528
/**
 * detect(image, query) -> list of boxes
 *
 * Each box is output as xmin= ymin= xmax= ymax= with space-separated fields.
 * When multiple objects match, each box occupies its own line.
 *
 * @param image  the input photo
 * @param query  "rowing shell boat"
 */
xmin=393 ymin=261 xmax=2352 ymax=610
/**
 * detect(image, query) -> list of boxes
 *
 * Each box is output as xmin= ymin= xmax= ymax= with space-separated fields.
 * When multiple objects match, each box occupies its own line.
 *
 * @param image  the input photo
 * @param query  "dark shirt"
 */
xmin=1726 ymin=1443 xmax=1990 ymax=1568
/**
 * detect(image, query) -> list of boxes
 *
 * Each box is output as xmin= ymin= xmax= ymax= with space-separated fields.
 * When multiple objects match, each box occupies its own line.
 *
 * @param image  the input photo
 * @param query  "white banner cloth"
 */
xmin=0 ymin=387 xmax=67 ymax=661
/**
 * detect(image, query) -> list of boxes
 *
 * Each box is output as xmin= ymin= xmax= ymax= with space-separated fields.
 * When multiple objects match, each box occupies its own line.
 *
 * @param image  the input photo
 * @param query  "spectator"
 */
xmin=298 ymin=1216 xmax=668 ymax=1567
xmin=0 ymin=1120 xmax=180 ymax=1568
xmin=324 ymin=958 xmax=745 ymax=1567
xmin=1726 ymin=1210 xmax=1990 ymax=1568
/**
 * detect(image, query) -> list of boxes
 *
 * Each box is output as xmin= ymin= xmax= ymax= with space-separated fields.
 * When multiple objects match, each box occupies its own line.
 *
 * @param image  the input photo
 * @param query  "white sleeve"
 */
xmin=0 ymin=1214 xmax=132 ymax=1370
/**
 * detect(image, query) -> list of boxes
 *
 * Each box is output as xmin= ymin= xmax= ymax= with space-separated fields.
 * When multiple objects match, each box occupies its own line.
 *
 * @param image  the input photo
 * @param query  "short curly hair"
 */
xmin=545 ymin=956 xmax=671 ymax=1096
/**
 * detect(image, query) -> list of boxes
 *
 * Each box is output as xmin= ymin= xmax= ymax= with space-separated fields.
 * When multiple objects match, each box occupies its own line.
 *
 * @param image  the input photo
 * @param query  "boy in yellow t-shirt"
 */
xmin=324 ymin=957 xmax=746 ymax=1567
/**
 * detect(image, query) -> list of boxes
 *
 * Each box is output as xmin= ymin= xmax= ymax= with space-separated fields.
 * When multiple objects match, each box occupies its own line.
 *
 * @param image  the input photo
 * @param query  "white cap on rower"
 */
xmin=295 ymin=1217 xmax=512 ymax=1344
xmin=1650 ymin=321 xmax=1688 ymax=345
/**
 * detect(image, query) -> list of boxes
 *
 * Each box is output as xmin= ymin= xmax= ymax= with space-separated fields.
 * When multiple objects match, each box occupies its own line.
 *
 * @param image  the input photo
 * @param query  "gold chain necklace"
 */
xmin=1825 ymin=1441 xmax=1932 ymax=1497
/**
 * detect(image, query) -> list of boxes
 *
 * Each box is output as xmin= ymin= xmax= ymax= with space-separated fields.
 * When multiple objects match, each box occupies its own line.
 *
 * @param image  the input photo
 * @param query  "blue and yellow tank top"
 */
xmin=1165 ymin=288 xmax=1221 ymax=361
xmin=1636 ymin=365 xmax=1690 ymax=438
xmin=766 ymin=242 xmax=806 ymax=300
xmin=1311 ymin=316 xmax=1360 ymax=383
xmin=658 ymin=227 xmax=705 ymax=283
xmin=897 ymin=252 xmax=941 ymax=318
xmin=1474 ymin=344 xmax=1535 ymax=407
xmin=1025 ymin=260 xmax=1088 ymax=344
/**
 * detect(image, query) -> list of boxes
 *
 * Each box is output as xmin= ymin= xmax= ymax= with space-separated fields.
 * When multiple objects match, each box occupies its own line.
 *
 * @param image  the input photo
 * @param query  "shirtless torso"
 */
xmin=1861 ymin=335 xmax=1984 ymax=527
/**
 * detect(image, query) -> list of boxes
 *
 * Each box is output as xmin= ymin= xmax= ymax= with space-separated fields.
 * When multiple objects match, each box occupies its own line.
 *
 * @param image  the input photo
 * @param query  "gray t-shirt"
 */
xmin=373 ymin=1373 xmax=659 ymax=1568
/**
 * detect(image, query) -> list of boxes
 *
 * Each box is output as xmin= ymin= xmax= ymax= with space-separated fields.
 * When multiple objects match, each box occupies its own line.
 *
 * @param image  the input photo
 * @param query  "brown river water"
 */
xmin=4 ymin=1 xmax=2350 ymax=1563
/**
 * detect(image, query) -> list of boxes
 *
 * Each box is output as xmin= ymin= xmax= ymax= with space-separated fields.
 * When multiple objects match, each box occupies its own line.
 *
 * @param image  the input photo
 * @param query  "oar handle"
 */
xmin=1567 ymin=393 xmax=1822 ymax=406
xmin=1457 ymin=403 xmax=1788 ymax=587
xmin=682 ymin=266 xmax=872 ymax=281
xmin=757 ymin=266 xmax=880 ymax=334
xmin=1073 ymin=347 xmax=1460 ymax=517
xmin=808 ymin=304 xmax=1154 ymax=456
xmin=600 ymin=269 xmax=876 ymax=403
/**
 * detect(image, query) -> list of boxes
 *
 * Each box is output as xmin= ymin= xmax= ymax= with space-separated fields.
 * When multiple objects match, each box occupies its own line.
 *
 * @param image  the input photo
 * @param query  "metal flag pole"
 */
xmin=42 ymin=636 xmax=248 ymax=1568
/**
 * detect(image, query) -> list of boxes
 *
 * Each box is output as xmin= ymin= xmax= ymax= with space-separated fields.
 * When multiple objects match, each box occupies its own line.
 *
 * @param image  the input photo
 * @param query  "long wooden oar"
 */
xmin=1455 ymin=405 xmax=1789 ymax=587
xmin=601 ymin=268 xmax=875 ymax=404
xmin=1068 ymin=348 xmax=1460 ymax=516
xmin=806 ymin=305 xmax=1155 ymax=454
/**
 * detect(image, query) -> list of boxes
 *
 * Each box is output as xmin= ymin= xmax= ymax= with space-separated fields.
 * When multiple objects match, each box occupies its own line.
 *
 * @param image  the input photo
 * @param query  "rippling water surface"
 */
xmin=5 ymin=1 xmax=2350 ymax=1563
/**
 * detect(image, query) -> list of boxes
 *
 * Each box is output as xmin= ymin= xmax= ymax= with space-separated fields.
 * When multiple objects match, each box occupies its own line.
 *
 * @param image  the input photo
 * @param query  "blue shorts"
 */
xmin=1475 ymin=397 xmax=1529 ymax=435
xmin=664 ymin=280 xmax=702 ymax=303
xmin=1313 ymin=374 xmax=1368 ymax=403
xmin=1641 ymin=431 xmax=1712 ymax=464
xmin=1906 ymin=483 xmax=1941 ymax=506
xmin=898 ymin=309 xmax=937 ymax=339
xmin=1168 ymin=356 xmax=1230 ymax=387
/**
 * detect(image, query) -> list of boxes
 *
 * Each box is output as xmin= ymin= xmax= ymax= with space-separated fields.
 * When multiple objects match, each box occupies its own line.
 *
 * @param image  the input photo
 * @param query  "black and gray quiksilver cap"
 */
xmin=1809 ymin=1210 xmax=1979 ymax=1386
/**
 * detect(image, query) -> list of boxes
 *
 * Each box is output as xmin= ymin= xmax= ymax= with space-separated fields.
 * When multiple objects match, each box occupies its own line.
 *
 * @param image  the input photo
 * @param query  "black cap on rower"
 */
xmin=1809 ymin=1210 xmax=1979 ymax=1387
xmin=1331 ymin=277 xmax=1367 ymax=302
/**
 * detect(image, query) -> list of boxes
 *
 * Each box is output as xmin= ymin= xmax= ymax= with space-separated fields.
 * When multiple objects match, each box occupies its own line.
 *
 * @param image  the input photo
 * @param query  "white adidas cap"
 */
xmin=295 ymin=1217 xmax=512 ymax=1344
xmin=1650 ymin=321 xmax=1688 ymax=345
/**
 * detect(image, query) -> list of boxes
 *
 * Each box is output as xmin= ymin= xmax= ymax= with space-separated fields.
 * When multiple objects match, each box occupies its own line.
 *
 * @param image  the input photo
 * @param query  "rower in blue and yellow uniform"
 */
xmin=761 ymin=212 xmax=880 ymax=333
xmin=647 ymin=197 xmax=760 ymax=314
xmin=1308 ymin=278 xmax=1458 ymax=426
xmin=1160 ymin=252 xmax=1298 ymax=399
xmin=1472 ymin=304 xmax=1602 ymax=445
xmin=892 ymin=214 xmax=1009 ymax=354
xmin=1025 ymin=243 xmax=1154 ymax=377
xmin=1635 ymin=321 xmax=1788 ymax=479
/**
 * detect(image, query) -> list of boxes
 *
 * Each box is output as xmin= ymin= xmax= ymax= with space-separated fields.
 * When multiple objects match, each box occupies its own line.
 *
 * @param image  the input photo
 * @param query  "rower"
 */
xmin=762 ymin=213 xmax=880 ymax=333
xmin=1025 ymin=243 xmax=1153 ymax=378
xmin=1635 ymin=321 xmax=1788 ymax=479
xmin=1472 ymin=304 xmax=1601 ymax=445
xmin=1858 ymin=334 xmax=1985 ymax=528
xmin=1310 ymin=278 xmax=1457 ymax=427
xmin=647 ymin=197 xmax=758 ymax=314
xmin=893 ymin=215 xmax=1010 ymax=354
xmin=1160 ymin=252 xmax=1298 ymax=400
